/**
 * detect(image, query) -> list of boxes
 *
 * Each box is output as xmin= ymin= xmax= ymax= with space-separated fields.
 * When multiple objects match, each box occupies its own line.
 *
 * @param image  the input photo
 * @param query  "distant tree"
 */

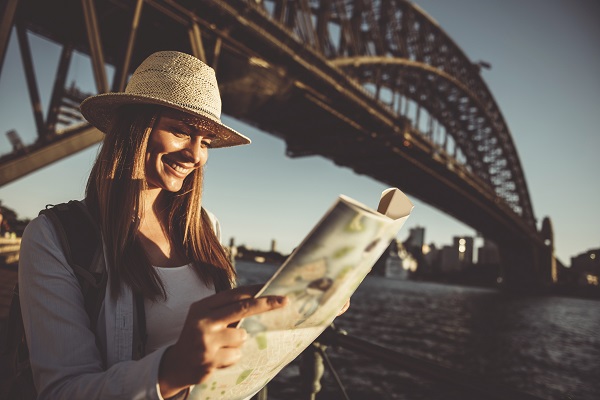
xmin=0 ymin=201 xmax=31 ymax=236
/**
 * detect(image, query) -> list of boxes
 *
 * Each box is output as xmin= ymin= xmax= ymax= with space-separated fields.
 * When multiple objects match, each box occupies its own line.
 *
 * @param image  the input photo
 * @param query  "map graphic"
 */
xmin=190 ymin=188 xmax=413 ymax=400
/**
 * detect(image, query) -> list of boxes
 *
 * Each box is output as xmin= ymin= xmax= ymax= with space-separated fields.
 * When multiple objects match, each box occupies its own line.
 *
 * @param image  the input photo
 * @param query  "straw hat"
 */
xmin=80 ymin=51 xmax=250 ymax=148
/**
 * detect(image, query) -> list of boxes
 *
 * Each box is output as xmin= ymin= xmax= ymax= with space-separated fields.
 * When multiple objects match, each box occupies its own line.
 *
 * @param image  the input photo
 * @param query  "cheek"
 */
xmin=144 ymin=147 xmax=160 ymax=173
xmin=200 ymin=149 xmax=209 ymax=166
xmin=147 ymin=129 xmax=181 ymax=152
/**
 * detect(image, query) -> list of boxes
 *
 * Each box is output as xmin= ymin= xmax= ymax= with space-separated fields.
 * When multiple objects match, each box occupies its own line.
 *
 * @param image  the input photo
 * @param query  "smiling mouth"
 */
xmin=164 ymin=157 xmax=193 ymax=175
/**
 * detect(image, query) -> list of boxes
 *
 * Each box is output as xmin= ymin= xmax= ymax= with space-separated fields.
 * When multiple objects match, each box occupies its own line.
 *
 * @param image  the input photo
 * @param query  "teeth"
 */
xmin=169 ymin=162 xmax=190 ymax=174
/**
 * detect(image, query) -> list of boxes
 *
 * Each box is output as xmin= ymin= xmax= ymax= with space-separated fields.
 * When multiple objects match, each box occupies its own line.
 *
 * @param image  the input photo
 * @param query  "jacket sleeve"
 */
xmin=18 ymin=215 xmax=168 ymax=400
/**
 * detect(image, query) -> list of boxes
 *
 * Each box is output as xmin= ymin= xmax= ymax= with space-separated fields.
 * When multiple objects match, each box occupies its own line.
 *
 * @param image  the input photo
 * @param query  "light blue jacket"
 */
xmin=18 ymin=205 xmax=222 ymax=399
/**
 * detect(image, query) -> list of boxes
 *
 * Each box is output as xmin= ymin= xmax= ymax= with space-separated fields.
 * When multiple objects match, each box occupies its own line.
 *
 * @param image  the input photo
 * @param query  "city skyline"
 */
xmin=1 ymin=0 xmax=599 ymax=264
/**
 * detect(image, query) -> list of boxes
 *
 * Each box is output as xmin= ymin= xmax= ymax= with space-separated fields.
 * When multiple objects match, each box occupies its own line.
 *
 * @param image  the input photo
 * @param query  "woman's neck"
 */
xmin=141 ymin=187 xmax=162 ymax=215
xmin=137 ymin=189 xmax=187 ymax=267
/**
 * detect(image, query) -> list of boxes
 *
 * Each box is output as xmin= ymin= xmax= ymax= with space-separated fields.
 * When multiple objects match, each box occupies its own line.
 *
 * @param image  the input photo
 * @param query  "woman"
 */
xmin=18 ymin=51 xmax=290 ymax=399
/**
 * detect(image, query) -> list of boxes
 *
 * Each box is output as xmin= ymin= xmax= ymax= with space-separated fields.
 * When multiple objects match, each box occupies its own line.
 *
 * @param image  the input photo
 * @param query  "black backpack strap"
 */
xmin=40 ymin=201 xmax=107 ymax=333
xmin=132 ymin=293 xmax=147 ymax=360
xmin=41 ymin=201 xmax=148 ymax=360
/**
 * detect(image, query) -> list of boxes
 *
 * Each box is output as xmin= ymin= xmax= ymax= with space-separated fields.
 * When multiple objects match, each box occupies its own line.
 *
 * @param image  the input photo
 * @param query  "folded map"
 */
xmin=190 ymin=188 xmax=413 ymax=400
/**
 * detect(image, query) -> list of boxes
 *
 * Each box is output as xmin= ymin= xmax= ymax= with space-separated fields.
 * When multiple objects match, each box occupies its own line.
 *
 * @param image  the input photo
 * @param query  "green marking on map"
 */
xmin=338 ymin=265 xmax=353 ymax=279
xmin=333 ymin=246 xmax=353 ymax=259
xmin=237 ymin=369 xmax=254 ymax=384
xmin=345 ymin=214 xmax=365 ymax=232
xmin=255 ymin=333 xmax=267 ymax=350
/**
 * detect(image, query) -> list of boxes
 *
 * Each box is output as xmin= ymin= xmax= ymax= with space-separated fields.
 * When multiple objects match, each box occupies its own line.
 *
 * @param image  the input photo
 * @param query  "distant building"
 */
xmin=405 ymin=226 xmax=425 ymax=249
xmin=385 ymin=240 xmax=412 ymax=279
xmin=402 ymin=226 xmax=426 ymax=273
xmin=439 ymin=245 xmax=459 ymax=273
xmin=235 ymin=244 xmax=287 ymax=265
xmin=420 ymin=243 xmax=439 ymax=275
xmin=438 ymin=236 xmax=474 ymax=273
xmin=227 ymin=237 xmax=238 ymax=264
xmin=477 ymin=239 xmax=500 ymax=265
xmin=455 ymin=236 xmax=474 ymax=265
xmin=570 ymin=248 xmax=600 ymax=287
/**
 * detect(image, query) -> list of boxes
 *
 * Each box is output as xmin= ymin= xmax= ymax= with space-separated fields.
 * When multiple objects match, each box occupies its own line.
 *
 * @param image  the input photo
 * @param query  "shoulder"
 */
xmin=19 ymin=201 xmax=91 ymax=277
xmin=203 ymin=208 xmax=222 ymax=241
xmin=21 ymin=201 xmax=89 ymax=248
xmin=19 ymin=212 xmax=75 ymax=281
xmin=21 ymin=212 xmax=59 ymax=248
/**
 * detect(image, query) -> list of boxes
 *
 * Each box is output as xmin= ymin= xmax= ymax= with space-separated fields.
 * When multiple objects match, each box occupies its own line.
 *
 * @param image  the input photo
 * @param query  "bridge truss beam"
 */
xmin=0 ymin=0 xmax=550 ymax=287
xmin=253 ymin=0 xmax=535 ymax=229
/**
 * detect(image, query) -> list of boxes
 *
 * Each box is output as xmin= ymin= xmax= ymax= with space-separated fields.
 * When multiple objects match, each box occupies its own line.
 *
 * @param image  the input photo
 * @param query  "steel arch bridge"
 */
xmin=0 ymin=0 xmax=553 ymax=287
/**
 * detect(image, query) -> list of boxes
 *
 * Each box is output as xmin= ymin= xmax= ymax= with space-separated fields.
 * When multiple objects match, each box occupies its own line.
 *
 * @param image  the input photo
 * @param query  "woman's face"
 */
xmin=145 ymin=110 xmax=215 ymax=192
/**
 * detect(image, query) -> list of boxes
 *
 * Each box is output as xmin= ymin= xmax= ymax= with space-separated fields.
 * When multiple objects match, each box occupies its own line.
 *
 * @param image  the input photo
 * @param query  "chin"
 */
xmin=150 ymin=171 xmax=193 ymax=193
xmin=150 ymin=178 xmax=184 ymax=193
xmin=165 ymin=183 xmax=185 ymax=193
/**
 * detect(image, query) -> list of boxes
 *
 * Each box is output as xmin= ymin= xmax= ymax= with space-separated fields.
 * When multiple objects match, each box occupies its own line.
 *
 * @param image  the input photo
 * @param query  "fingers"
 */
xmin=193 ymin=284 xmax=264 ymax=310
xmin=208 ymin=295 xmax=288 ymax=326
xmin=213 ymin=347 xmax=243 ymax=369
xmin=202 ymin=328 xmax=247 ymax=368
xmin=216 ymin=327 xmax=248 ymax=348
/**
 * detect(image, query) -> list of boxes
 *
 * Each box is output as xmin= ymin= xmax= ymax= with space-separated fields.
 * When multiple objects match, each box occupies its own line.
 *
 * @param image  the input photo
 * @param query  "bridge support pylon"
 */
xmin=498 ymin=243 xmax=542 ymax=293
xmin=498 ymin=216 xmax=555 ymax=293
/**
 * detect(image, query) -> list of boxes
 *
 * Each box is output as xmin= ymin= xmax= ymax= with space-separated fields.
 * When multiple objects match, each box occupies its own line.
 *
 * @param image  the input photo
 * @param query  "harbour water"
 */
xmin=236 ymin=260 xmax=600 ymax=400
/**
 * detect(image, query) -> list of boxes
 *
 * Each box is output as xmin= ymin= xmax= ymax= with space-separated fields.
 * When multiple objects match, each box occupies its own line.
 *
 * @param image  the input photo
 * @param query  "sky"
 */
xmin=0 ymin=0 xmax=598 ymax=264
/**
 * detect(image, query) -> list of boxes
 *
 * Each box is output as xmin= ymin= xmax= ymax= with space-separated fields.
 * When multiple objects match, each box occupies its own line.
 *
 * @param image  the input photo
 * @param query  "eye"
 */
xmin=201 ymin=138 xmax=213 ymax=148
xmin=171 ymin=127 xmax=191 ymax=139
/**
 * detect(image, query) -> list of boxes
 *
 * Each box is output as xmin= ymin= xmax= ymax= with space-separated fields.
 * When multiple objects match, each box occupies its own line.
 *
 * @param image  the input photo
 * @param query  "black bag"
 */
xmin=0 ymin=201 xmax=105 ymax=400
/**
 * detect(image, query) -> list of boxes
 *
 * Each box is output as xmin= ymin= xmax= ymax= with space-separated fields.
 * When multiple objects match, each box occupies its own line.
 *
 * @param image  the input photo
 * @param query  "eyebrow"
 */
xmin=161 ymin=116 xmax=217 ymax=138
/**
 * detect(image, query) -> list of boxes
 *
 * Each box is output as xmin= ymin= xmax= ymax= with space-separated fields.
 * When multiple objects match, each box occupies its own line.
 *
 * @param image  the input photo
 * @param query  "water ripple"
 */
xmin=236 ymin=261 xmax=600 ymax=399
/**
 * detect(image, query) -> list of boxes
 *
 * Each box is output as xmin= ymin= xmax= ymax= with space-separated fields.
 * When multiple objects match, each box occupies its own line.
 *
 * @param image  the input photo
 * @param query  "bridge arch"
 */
xmin=254 ymin=0 xmax=534 ymax=228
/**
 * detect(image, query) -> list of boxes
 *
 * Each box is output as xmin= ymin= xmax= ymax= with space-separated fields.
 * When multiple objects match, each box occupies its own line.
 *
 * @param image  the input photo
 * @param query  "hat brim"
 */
xmin=80 ymin=92 xmax=251 ymax=148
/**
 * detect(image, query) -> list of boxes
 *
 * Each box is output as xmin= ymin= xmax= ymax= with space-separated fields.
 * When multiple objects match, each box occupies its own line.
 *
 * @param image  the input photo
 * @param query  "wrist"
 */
xmin=164 ymin=387 xmax=189 ymax=400
xmin=159 ymin=345 xmax=189 ymax=398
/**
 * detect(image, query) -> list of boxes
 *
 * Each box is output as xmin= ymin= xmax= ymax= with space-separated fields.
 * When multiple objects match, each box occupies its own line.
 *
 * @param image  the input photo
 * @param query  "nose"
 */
xmin=184 ymin=136 xmax=208 ymax=165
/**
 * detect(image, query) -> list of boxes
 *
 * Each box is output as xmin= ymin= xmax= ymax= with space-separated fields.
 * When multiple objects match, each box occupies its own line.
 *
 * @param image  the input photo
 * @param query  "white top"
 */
xmin=144 ymin=264 xmax=215 ymax=354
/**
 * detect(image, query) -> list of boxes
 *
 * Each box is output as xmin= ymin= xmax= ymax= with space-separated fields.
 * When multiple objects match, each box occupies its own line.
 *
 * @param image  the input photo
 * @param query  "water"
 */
xmin=236 ymin=261 xmax=600 ymax=400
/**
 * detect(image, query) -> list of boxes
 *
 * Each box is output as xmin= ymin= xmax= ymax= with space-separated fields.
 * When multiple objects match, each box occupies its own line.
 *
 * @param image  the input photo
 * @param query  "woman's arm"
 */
xmin=19 ymin=215 xmax=166 ymax=400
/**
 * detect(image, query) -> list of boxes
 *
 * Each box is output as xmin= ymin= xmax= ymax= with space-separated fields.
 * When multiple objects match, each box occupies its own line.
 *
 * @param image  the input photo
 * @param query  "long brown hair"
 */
xmin=85 ymin=105 xmax=235 ymax=299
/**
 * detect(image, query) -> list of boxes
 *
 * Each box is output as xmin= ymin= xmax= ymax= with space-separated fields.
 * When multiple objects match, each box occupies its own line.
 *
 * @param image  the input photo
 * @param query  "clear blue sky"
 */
xmin=0 ymin=0 xmax=598 ymax=264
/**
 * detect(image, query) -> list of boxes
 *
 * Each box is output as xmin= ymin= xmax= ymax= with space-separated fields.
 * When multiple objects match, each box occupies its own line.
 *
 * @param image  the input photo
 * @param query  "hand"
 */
xmin=337 ymin=298 xmax=351 ymax=316
xmin=158 ymin=285 xmax=288 ymax=397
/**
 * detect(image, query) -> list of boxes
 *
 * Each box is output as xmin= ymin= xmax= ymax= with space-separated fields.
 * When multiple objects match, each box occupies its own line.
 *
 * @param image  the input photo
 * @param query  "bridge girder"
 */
xmin=0 ymin=0 xmax=547 ymax=285
xmin=250 ymin=0 xmax=534 ymax=228
xmin=331 ymin=57 xmax=533 ymax=226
